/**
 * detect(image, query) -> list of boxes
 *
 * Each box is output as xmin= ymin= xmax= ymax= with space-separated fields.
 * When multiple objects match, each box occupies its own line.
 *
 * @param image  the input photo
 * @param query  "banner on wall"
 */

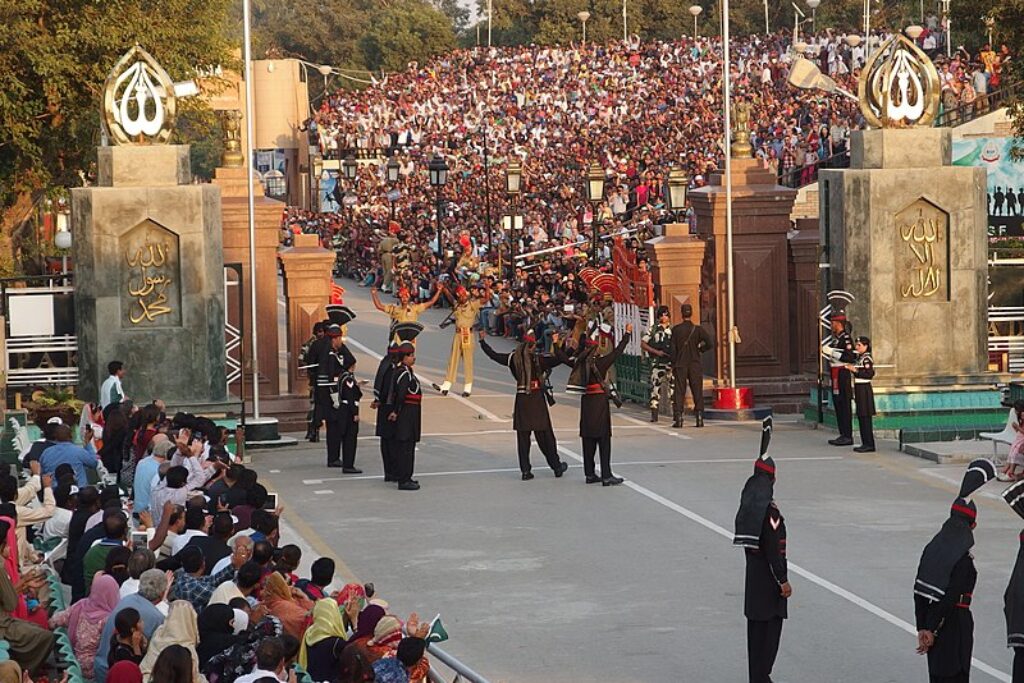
xmin=319 ymin=171 xmax=341 ymax=213
xmin=952 ymin=137 xmax=1024 ymax=237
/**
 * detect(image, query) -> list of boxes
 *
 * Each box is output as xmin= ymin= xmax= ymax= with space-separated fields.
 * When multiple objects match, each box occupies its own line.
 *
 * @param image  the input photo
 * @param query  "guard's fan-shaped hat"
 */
xmin=960 ymin=458 xmax=996 ymax=499
xmin=326 ymin=305 xmax=356 ymax=327
xmin=1004 ymin=479 xmax=1024 ymax=521
xmin=391 ymin=322 xmax=423 ymax=346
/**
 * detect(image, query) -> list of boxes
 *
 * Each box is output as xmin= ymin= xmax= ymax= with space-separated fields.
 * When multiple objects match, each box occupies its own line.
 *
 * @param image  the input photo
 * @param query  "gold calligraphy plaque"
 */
xmin=120 ymin=219 xmax=182 ymax=327
xmin=894 ymin=199 xmax=949 ymax=301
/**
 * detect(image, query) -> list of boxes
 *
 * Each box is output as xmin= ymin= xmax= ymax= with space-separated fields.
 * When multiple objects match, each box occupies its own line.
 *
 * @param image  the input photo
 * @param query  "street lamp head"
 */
xmin=586 ymin=162 xmax=605 ymax=204
xmin=342 ymin=154 xmax=357 ymax=181
xmin=905 ymin=25 xmax=925 ymax=40
xmin=845 ymin=33 xmax=862 ymax=47
xmin=689 ymin=4 xmax=703 ymax=16
xmin=506 ymin=159 xmax=523 ymax=195
xmin=666 ymin=167 xmax=688 ymax=211
xmin=317 ymin=64 xmax=333 ymax=77
xmin=428 ymin=154 xmax=449 ymax=187
xmin=386 ymin=157 xmax=400 ymax=183
xmin=54 ymin=225 xmax=72 ymax=250
xmin=793 ymin=40 xmax=808 ymax=54
xmin=577 ymin=10 xmax=591 ymax=22
xmin=806 ymin=0 xmax=820 ymax=9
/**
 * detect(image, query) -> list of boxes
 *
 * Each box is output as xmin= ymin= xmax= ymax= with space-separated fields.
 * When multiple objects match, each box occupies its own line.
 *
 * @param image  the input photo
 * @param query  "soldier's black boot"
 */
xmin=672 ymin=413 xmax=682 ymax=428
xmin=695 ymin=411 xmax=705 ymax=428
xmin=650 ymin=408 xmax=658 ymax=423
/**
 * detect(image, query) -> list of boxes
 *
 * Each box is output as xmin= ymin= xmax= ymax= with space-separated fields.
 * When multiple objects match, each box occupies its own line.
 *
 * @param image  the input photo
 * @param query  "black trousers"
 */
xmin=393 ymin=439 xmax=416 ymax=483
xmin=326 ymin=421 xmax=358 ymax=467
xmin=1013 ymin=648 xmax=1024 ymax=682
xmin=747 ymin=617 xmax=783 ymax=683
xmin=929 ymin=674 xmax=969 ymax=682
xmin=581 ymin=436 xmax=612 ymax=479
xmin=672 ymin=364 xmax=704 ymax=416
xmin=834 ymin=387 xmax=853 ymax=439
xmin=380 ymin=438 xmax=395 ymax=481
xmin=857 ymin=412 xmax=875 ymax=449
xmin=517 ymin=429 xmax=560 ymax=473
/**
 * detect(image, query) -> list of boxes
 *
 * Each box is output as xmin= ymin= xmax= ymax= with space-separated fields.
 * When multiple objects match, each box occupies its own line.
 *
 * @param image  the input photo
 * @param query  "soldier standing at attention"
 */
xmin=388 ymin=336 xmax=423 ymax=491
xmin=324 ymin=343 xmax=361 ymax=472
xmin=300 ymin=321 xmax=327 ymax=442
xmin=733 ymin=417 xmax=791 ymax=683
xmin=479 ymin=328 xmax=569 ymax=480
xmin=377 ymin=223 xmax=400 ymax=292
xmin=433 ymin=285 xmax=487 ymax=397
xmin=824 ymin=313 xmax=856 ymax=446
xmin=669 ymin=303 xmax=714 ymax=428
xmin=640 ymin=306 xmax=674 ymax=423
xmin=373 ymin=323 xmax=421 ymax=483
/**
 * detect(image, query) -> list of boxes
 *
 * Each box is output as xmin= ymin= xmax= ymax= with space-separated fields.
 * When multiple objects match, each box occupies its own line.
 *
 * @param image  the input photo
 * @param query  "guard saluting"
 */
xmin=479 ymin=328 xmax=569 ymax=481
xmin=555 ymin=324 xmax=632 ymax=486
xmin=733 ymin=417 xmax=790 ymax=683
xmin=325 ymin=343 xmax=361 ymax=472
xmin=848 ymin=335 xmax=876 ymax=453
xmin=314 ymin=305 xmax=354 ymax=441
xmin=1002 ymin=480 xmax=1024 ymax=681
xmin=914 ymin=458 xmax=996 ymax=682
xmin=374 ymin=322 xmax=422 ymax=483
xmin=388 ymin=328 xmax=423 ymax=491
xmin=300 ymin=321 xmax=327 ymax=442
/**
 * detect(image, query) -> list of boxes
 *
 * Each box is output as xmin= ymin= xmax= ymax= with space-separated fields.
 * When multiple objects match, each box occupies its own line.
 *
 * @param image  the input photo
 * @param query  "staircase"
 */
xmin=741 ymin=376 xmax=818 ymax=414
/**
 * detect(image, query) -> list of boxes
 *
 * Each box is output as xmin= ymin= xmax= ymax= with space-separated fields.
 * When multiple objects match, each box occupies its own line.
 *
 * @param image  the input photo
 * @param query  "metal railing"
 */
xmin=933 ymin=79 xmax=1020 ymax=129
xmin=778 ymin=149 xmax=851 ymax=189
xmin=426 ymin=644 xmax=492 ymax=683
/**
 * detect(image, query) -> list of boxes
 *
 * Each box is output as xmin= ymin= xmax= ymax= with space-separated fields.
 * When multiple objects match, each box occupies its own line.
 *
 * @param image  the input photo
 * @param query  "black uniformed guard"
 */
xmin=824 ymin=313 xmax=856 ymax=446
xmin=669 ymin=303 xmax=713 ymax=428
xmin=325 ymin=344 xmax=361 ymax=471
xmin=388 ymin=338 xmax=422 ymax=491
xmin=640 ymin=306 xmax=674 ymax=423
xmin=914 ymin=459 xmax=996 ymax=682
xmin=1002 ymin=480 xmax=1024 ymax=681
xmin=555 ymin=324 xmax=632 ymax=486
xmin=300 ymin=322 xmax=327 ymax=442
xmin=734 ymin=417 xmax=790 ymax=683
xmin=479 ymin=328 xmax=569 ymax=481
xmin=374 ymin=322 xmax=423 ymax=483
xmin=847 ymin=335 xmax=876 ymax=453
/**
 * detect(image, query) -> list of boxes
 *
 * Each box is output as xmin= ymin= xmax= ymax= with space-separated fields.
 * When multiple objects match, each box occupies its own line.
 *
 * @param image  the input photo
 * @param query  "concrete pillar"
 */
xmin=214 ymin=166 xmax=284 ymax=397
xmin=279 ymin=234 xmax=334 ymax=396
xmin=690 ymin=159 xmax=798 ymax=380
xmin=643 ymin=222 xmax=706 ymax=326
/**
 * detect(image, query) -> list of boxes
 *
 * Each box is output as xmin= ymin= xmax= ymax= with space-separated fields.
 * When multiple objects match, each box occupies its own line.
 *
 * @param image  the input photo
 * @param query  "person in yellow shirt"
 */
xmin=371 ymin=284 xmax=441 ymax=343
xmin=433 ymin=285 xmax=487 ymax=397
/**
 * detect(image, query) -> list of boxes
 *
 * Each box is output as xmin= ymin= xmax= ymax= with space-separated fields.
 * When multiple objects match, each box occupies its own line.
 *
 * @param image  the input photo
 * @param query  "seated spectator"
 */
xmin=273 ymin=544 xmax=302 ymax=584
xmin=209 ymin=535 xmax=254 ymax=579
xmin=171 ymin=545 xmax=239 ymax=612
xmin=0 ymin=468 xmax=55 ymax=561
xmin=41 ymin=481 xmax=76 ymax=541
xmin=39 ymin=424 xmax=98 ymax=487
xmin=209 ymin=557 xmax=260 ymax=607
xmin=84 ymin=511 xmax=129 ymax=593
xmin=196 ymin=603 xmax=244 ymax=672
xmin=0 ymin=516 xmax=54 ymax=674
xmin=206 ymin=464 xmax=243 ymax=507
xmin=139 ymin=600 xmax=203 ymax=683
xmin=64 ymin=485 xmax=100 ymax=584
xmin=133 ymin=439 xmax=174 ymax=516
xmin=298 ymin=598 xmax=348 ymax=683
xmin=182 ymin=511 xmax=234 ymax=574
xmin=262 ymin=572 xmax=313 ymax=639
xmin=296 ymin=557 xmax=335 ymax=601
xmin=249 ymin=509 xmax=280 ymax=545
xmin=95 ymin=568 xmax=169 ymax=683
xmin=150 ymin=466 xmax=201 ymax=528
xmin=120 ymin=548 xmax=157 ymax=599
xmin=70 ymin=506 xmax=126 ymax=601
xmin=172 ymin=506 xmax=209 ymax=556
xmin=235 ymin=636 xmax=288 ymax=683
xmin=150 ymin=643 xmax=196 ymax=683
xmin=19 ymin=418 xmax=62 ymax=468
xmin=103 ymin=544 xmax=133 ymax=586
xmin=107 ymin=660 xmax=144 ymax=683
xmin=107 ymin=607 xmax=146 ymax=668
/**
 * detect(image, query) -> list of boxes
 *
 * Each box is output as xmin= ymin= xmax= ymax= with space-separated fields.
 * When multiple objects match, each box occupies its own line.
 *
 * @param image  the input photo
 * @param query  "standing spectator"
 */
xmin=39 ymin=424 xmax=98 ymax=487
xmin=100 ymin=361 xmax=128 ymax=408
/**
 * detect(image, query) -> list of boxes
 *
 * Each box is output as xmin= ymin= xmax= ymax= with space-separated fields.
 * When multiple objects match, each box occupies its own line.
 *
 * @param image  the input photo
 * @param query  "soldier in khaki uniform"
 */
xmin=371 ymin=284 xmax=441 ymax=343
xmin=377 ymin=224 xmax=400 ymax=292
xmin=433 ymin=285 xmax=487 ymax=397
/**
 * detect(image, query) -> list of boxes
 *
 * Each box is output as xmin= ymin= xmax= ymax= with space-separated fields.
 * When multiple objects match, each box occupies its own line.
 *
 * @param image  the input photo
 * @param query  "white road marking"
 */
xmin=554 ymin=444 xmax=1011 ymax=683
xmin=346 ymin=424 xmax=691 ymax=441
xmin=313 ymin=490 xmax=334 ymax=495
xmin=301 ymin=456 xmax=844 ymax=484
xmin=920 ymin=468 xmax=1004 ymax=501
xmin=617 ymin=412 xmax=693 ymax=440
xmin=345 ymin=336 xmax=506 ymax=423
xmin=269 ymin=469 xmax=281 ymax=473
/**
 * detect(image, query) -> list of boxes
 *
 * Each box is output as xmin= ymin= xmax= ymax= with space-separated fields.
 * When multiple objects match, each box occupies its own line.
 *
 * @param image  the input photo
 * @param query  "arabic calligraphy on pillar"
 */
xmin=102 ymin=45 xmax=177 ymax=145
xmin=894 ymin=200 xmax=949 ymax=301
xmin=858 ymin=35 xmax=940 ymax=129
xmin=126 ymin=238 xmax=175 ymax=324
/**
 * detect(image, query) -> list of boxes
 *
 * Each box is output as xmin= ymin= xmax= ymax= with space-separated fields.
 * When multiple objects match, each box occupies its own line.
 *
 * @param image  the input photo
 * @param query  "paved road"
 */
xmin=254 ymin=282 xmax=1018 ymax=683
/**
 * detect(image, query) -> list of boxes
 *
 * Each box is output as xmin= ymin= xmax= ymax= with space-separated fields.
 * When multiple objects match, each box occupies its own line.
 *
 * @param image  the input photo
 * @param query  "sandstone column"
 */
xmin=643 ymin=222 xmax=706 ymax=326
xmin=279 ymin=234 xmax=335 ymax=395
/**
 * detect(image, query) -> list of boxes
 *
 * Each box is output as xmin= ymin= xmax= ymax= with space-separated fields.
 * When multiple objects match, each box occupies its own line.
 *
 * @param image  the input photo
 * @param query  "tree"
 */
xmin=254 ymin=0 xmax=371 ymax=73
xmin=990 ymin=0 xmax=1024 ymax=153
xmin=0 ymin=0 xmax=235 ymax=275
xmin=435 ymin=0 xmax=471 ymax=34
xmin=360 ymin=0 xmax=458 ymax=73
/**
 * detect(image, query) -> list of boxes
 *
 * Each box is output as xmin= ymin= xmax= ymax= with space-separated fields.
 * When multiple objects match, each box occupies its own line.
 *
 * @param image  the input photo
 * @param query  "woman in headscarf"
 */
xmin=299 ymin=599 xmax=348 ymax=683
xmin=206 ymin=610 xmax=283 ymax=683
xmin=365 ymin=616 xmax=430 ymax=683
xmin=0 ymin=516 xmax=53 ymax=673
xmin=107 ymin=660 xmax=144 ymax=683
xmin=195 ymin=604 xmax=242 ymax=673
xmin=334 ymin=583 xmax=366 ymax=633
xmin=139 ymin=600 xmax=205 ymax=683
xmin=263 ymin=571 xmax=314 ymax=639
xmin=49 ymin=573 xmax=121 ymax=679
xmin=344 ymin=604 xmax=385 ymax=652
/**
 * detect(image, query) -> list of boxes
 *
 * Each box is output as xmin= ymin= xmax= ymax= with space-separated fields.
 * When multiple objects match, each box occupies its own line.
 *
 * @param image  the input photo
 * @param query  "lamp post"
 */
xmin=806 ymin=0 xmax=819 ymax=33
xmin=54 ymin=211 xmax=72 ymax=278
xmin=242 ymin=0 xmax=262 ymax=419
xmin=428 ymin=154 xmax=449 ymax=277
xmin=845 ymin=32 xmax=862 ymax=71
xmin=622 ymin=0 xmax=628 ymax=41
xmin=722 ymin=0 xmax=738 ymax=388
xmin=342 ymin=154 xmax=358 ymax=227
xmin=317 ymin=64 xmax=332 ymax=103
xmin=585 ymin=161 xmax=605 ymax=264
xmin=385 ymin=156 xmax=400 ymax=220
xmin=506 ymin=159 xmax=523 ymax=276
xmin=689 ymin=5 xmax=703 ymax=39
xmin=863 ymin=0 xmax=871 ymax=54
xmin=665 ymin=166 xmax=688 ymax=221
xmin=577 ymin=11 xmax=591 ymax=44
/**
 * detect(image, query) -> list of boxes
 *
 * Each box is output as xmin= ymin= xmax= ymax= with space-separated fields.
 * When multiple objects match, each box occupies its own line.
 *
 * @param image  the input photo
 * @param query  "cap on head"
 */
xmin=326 ymin=305 xmax=356 ymax=327
xmin=959 ymin=458 xmax=996 ymax=499
xmin=326 ymin=323 xmax=343 ymax=338
xmin=681 ymin=303 xmax=693 ymax=318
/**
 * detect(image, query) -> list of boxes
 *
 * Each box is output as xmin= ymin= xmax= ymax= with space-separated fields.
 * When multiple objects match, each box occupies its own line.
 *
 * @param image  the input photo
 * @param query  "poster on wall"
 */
xmin=952 ymin=137 xmax=1024 ymax=237
xmin=319 ymin=171 xmax=341 ymax=213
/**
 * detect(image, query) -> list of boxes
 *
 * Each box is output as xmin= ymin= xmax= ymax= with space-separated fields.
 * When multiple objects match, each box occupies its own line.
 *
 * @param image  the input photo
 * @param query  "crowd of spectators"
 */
xmin=0 ymin=373 xmax=436 ymax=683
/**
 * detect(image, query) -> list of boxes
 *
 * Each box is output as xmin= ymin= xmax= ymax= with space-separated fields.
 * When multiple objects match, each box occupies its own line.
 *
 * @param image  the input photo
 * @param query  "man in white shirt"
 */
xmin=0 ymin=464 xmax=55 ymax=560
xmin=235 ymin=637 xmax=294 ymax=683
xmin=99 ymin=360 xmax=128 ymax=408
xmin=41 ymin=483 xmax=75 ymax=541
xmin=170 ymin=507 xmax=209 ymax=555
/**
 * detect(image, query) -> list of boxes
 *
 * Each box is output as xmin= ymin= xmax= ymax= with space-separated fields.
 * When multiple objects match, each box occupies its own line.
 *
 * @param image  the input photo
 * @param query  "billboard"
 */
xmin=952 ymin=137 xmax=1024 ymax=237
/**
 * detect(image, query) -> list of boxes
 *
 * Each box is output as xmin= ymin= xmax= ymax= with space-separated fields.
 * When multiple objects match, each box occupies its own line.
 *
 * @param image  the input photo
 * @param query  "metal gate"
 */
xmin=1 ymin=274 xmax=77 ymax=387
xmin=224 ymin=264 xmax=244 ymax=390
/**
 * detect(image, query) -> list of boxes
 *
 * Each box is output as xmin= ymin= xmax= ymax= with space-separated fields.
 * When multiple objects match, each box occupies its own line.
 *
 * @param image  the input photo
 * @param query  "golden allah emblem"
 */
xmin=102 ymin=45 xmax=178 ymax=145
xmin=857 ymin=34 xmax=940 ymax=128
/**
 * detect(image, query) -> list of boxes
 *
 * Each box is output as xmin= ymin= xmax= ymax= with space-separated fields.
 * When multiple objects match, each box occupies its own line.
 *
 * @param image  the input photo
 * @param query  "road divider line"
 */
xmin=553 ymin=444 xmax=1011 ymax=683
